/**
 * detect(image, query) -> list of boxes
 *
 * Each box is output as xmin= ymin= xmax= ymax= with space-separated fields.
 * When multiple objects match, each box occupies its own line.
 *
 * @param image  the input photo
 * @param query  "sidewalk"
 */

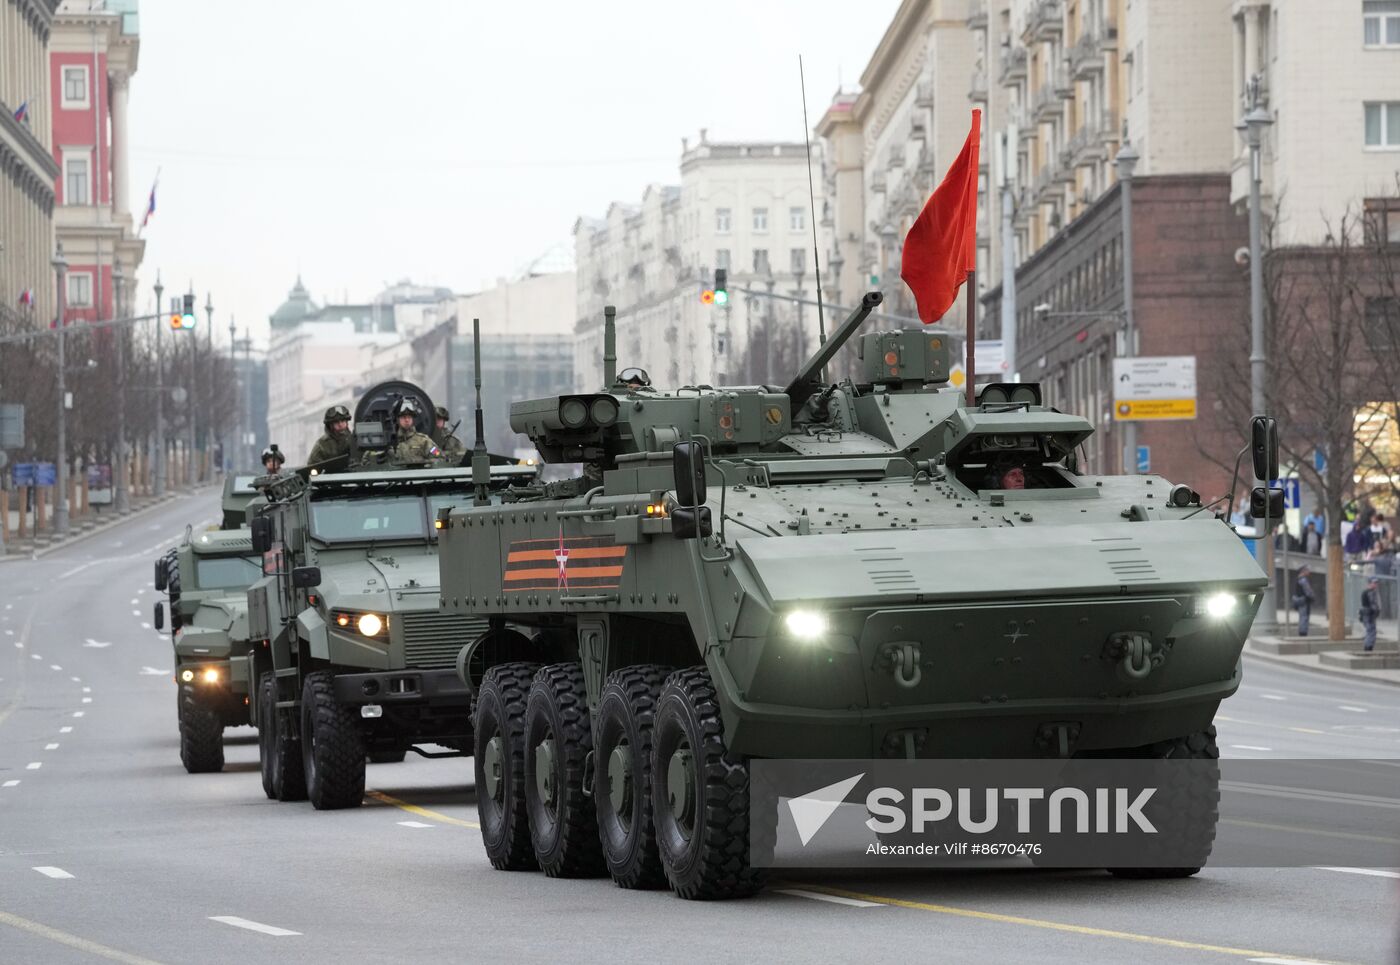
xmin=0 ymin=484 xmax=216 ymax=561
xmin=1247 ymin=607 xmax=1400 ymax=688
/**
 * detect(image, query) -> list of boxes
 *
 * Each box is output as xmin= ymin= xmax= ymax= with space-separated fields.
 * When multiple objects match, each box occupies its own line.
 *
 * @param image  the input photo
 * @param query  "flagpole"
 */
xmin=965 ymin=269 xmax=976 ymax=405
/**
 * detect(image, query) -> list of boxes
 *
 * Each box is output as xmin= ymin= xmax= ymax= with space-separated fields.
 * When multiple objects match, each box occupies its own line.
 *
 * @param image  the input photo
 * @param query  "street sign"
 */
xmin=974 ymin=340 xmax=1010 ymax=373
xmin=1136 ymin=445 xmax=1150 ymax=473
xmin=1272 ymin=477 xmax=1301 ymax=509
xmin=948 ymin=363 xmax=966 ymax=389
xmin=1313 ymin=448 xmax=1327 ymax=472
xmin=12 ymin=462 xmax=35 ymax=486
xmin=87 ymin=463 xmax=113 ymax=505
xmin=1112 ymin=356 xmax=1197 ymax=421
xmin=0 ymin=403 xmax=23 ymax=448
xmin=35 ymin=462 xmax=56 ymax=486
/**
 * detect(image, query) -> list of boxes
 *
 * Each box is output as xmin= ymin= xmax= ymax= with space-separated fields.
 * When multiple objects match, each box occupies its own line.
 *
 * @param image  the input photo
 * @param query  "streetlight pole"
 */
xmin=186 ymin=286 xmax=196 ymax=486
xmin=229 ymin=314 xmax=237 ymax=476
xmin=1243 ymin=76 xmax=1275 ymax=624
xmin=113 ymin=265 xmax=129 ymax=514
xmin=153 ymin=273 xmax=165 ymax=497
xmin=204 ymin=292 xmax=213 ymax=477
xmin=52 ymin=243 xmax=69 ymax=536
xmin=1114 ymin=141 xmax=1140 ymax=474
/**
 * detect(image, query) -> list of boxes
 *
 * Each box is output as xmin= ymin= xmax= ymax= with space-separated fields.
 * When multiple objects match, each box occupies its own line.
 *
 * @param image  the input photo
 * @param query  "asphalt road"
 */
xmin=1 ymin=494 xmax=1396 ymax=965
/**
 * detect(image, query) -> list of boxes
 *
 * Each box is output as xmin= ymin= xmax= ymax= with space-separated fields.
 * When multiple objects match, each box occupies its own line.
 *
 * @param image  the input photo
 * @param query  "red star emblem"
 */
xmin=554 ymin=529 xmax=570 ymax=588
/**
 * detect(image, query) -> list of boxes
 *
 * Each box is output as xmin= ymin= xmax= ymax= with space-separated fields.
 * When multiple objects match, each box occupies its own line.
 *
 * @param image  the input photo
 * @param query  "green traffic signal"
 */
xmin=713 ymin=289 xmax=729 ymax=306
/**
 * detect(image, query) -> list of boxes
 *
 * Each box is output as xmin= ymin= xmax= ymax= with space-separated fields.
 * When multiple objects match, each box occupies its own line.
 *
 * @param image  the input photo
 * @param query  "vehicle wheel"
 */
xmin=474 ymin=662 xmax=539 ymax=871
xmin=1107 ymin=726 xmax=1220 ymax=879
xmin=595 ymin=664 xmax=670 ymax=889
xmin=301 ymin=670 xmax=366 ymax=810
xmin=178 ymin=685 xmax=224 ymax=773
xmin=368 ymin=749 xmax=407 ymax=764
xmin=164 ymin=550 xmax=183 ymax=633
xmin=525 ymin=662 xmax=604 ymax=878
xmin=651 ymin=666 xmax=766 ymax=900
xmin=258 ymin=672 xmax=306 ymax=802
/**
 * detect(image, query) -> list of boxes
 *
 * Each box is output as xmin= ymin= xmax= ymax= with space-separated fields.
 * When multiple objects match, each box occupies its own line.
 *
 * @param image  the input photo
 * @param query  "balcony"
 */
xmin=1012 ymin=104 xmax=1036 ymax=140
xmin=870 ymin=171 xmax=887 ymax=194
xmin=1096 ymin=109 xmax=1120 ymax=144
xmin=915 ymin=80 xmax=934 ymax=108
xmin=998 ymin=46 xmax=1027 ymax=86
xmin=887 ymin=144 xmax=905 ymax=169
xmin=1069 ymin=27 xmax=1104 ymax=77
xmin=1034 ymin=163 xmax=1055 ymax=200
xmin=1031 ymin=81 xmax=1064 ymax=121
xmin=967 ymin=0 xmax=987 ymax=29
xmin=969 ymin=68 xmax=988 ymax=102
xmin=1025 ymin=0 xmax=1063 ymax=42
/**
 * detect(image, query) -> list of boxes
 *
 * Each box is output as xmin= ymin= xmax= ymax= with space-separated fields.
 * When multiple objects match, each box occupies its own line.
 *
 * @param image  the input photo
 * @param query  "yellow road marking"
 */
xmin=0 ymin=910 xmax=165 ymax=965
xmin=790 ymin=884 xmax=1329 ymax=961
xmin=365 ymin=789 xmax=480 ymax=829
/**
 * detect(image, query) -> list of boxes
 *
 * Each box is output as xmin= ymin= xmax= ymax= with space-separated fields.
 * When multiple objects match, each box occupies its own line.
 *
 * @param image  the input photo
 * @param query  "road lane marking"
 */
xmin=1230 ymin=745 xmax=1273 ymax=752
xmin=69 ymin=676 xmax=80 ymax=682
xmin=83 ymin=687 xmax=91 ymax=693
xmin=26 ymin=762 xmax=41 ymax=770
xmin=1312 ymin=866 xmax=1400 ymax=879
xmin=29 ymin=654 xmax=40 ymax=660
xmin=83 ymin=639 xmax=111 ymax=648
xmin=364 ymin=790 xmax=480 ymax=829
xmin=130 ymin=610 xmax=139 ymax=616
xmin=49 ymin=665 xmax=61 ymax=671
xmin=1289 ymin=727 xmax=1326 ymax=735
xmin=139 ymin=667 xmax=169 ymax=676
xmin=1259 ymin=694 xmax=1285 ymax=701
xmin=790 ymin=884 xmax=1294 ymax=959
xmin=1248 ymin=958 xmax=1330 ymax=964
xmin=60 ymin=726 xmax=72 ymax=733
xmin=81 ymin=697 xmax=92 ymax=704
xmin=140 ymin=622 xmax=150 ymax=629
xmin=208 ymin=916 xmax=301 ymax=937
xmin=776 ymin=888 xmax=883 ymax=907
xmin=396 ymin=820 xmax=433 ymax=829
xmin=1222 ymin=818 xmax=1400 ymax=846
xmin=73 ymin=712 xmax=84 ymax=718
xmin=129 ymin=598 xmax=138 ymax=605
xmin=0 ymin=909 xmax=164 ymax=965
xmin=2 ymin=780 xmax=18 ymax=787
xmin=32 ymin=867 xmax=73 ymax=879
xmin=45 ymin=743 xmax=58 ymax=750
xmin=1338 ymin=706 xmax=1367 ymax=713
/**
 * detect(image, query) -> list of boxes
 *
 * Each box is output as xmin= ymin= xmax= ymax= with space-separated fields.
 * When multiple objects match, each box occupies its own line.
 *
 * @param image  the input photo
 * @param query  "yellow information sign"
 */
xmin=1114 ymin=399 xmax=1197 ymax=421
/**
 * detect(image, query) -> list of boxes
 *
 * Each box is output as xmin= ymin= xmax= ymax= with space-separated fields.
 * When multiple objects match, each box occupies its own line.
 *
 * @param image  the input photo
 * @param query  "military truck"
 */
xmin=154 ymin=527 xmax=263 ymax=773
xmin=436 ymin=294 xmax=1283 ymax=899
xmin=244 ymin=378 xmax=536 ymax=809
xmin=221 ymin=473 xmax=261 ymax=529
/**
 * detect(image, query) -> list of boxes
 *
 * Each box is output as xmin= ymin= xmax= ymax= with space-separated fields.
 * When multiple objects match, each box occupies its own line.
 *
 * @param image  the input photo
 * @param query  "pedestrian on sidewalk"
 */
xmin=1293 ymin=565 xmax=1316 ymax=636
xmin=1304 ymin=520 xmax=1321 ymax=556
xmin=1360 ymin=576 xmax=1380 ymax=652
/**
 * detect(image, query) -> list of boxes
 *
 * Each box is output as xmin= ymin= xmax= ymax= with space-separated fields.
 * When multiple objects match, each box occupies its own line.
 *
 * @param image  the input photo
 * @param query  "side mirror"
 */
xmin=1251 ymin=416 xmax=1279 ymax=481
xmin=672 ymin=505 xmax=713 ymax=541
xmin=250 ymin=516 xmax=273 ymax=554
xmin=153 ymin=600 xmax=164 ymax=631
xmin=291 ymin=566 xmax=321 ymax=589
xmin=1250 ymin=486 xmax=1285 ymax=526
xmin=673 ymin=441 xmax=708 ymax=508
xmin=154 ymin=558 xmax=167 ymax=592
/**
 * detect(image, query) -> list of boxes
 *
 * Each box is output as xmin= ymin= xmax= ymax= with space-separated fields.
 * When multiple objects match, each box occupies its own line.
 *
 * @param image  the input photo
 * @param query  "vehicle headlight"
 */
xmin=202 ymin=667 xmax=220 ymax=684
xmin=783 ymin=609 xmax=828 ymax=640
xmin=180 ymin=669 xmax=195 ymax=683
xmin=356 ymin=613 xmax=384 ymax=637
xmin=1192 ymin=592 xmax=1237 ymax=619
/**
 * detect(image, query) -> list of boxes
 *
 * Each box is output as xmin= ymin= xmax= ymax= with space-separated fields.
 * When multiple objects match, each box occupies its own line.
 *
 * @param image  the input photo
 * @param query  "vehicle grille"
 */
xmin=399 ymin=612 xmax=488 ymax=670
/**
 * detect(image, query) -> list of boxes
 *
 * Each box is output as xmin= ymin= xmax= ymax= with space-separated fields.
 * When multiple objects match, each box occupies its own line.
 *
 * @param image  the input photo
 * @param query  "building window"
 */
xmin=61 ymin=65 xmax=89 ymax=109
xmin=1364 ymin=1 xmax=1400 ymax=46
xmin=715 ymin=248 xmax=731 ymax=270
xmin=789 ymin=206 xmax=805 ymax=231
xmin=1364 ymin=102 xmax=1400 ymax=148
xmin=753 ymin=248 xmax=770 ymax=274
xmin=790 ymin=248 xmax=806 ymax=274
xmin=67 ymin=272 xmax=92 ymax=307
xmin=753 ymin=207 xmax=768 ymax=232
xmin=64 ymin=155 xmax=90 ymax=205
xmin=1365 ymin=198 xmax=1400 ymax=244
xmin=715 ymin=208 xmax=731 ymax=233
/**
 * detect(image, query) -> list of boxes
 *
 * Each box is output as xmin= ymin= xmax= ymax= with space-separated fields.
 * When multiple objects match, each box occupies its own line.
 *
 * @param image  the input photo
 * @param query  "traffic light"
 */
xmin=699 ymin=288 xmax=715 ymax=305
xmin=181 ymin=293 xmax=197 ymax=329
xmin=713 ymin=268 xmax=728 ymax=306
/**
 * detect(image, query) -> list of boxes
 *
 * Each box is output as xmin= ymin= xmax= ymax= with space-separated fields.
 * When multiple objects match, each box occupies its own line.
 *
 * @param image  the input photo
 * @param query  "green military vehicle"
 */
xmin=436 ymin=294 xmax=1282 ymax=899
xmin=244 ymin=379 xmax=535 ymax=809
xmin=154 ymin=526 xmax=263 ymax=773
xmin=221 ymin=472 xmax=261 ymax=529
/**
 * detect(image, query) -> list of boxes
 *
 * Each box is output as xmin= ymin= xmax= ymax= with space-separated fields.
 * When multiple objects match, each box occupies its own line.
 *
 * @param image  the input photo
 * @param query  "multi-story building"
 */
xmin=0 ymin=0 xmax=60 ymax=325
xmin=575 ymin=131 xmax=830 ymax=390
xmin=48 ymin=0 xmax=141 ymax=324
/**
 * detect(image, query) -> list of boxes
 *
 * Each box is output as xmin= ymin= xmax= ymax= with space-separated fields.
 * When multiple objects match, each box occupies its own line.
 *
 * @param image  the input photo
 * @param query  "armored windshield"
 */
xmin=310 ymin=496 xmax=427 ymax=542
xmin=195 ymin=556 xmax=263 ymax=589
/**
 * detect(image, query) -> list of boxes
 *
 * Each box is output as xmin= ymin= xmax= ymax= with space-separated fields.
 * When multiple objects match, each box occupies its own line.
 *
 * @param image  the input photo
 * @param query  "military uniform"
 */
xmin=384 ymin=430 xmax=444 ymax=466
xmin=432 ymin=427 xmax=466 ymax=463
xmin=307 ymin=429 xmax=352 ymax=469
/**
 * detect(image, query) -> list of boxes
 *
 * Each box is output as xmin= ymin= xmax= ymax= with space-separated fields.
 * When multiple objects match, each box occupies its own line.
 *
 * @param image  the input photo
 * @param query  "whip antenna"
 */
xmin=799 ymin=55 xmax=828 ymax=359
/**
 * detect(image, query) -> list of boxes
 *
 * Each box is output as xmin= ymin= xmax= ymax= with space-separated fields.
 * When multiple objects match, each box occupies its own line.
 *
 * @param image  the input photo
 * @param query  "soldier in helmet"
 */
xmin=307 ymin=404 xmax=353 ymax=471
xmin=431 ymin=405 xmax=467 ymax=464
xmin=261 ymin=445 xmax=286 ymax=475
xmin=381 ymin=399 xmax=444 ymax=465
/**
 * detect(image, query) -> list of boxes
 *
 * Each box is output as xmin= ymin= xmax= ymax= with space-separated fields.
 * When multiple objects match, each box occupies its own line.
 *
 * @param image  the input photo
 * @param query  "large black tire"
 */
xmin=164 ymin=549 xmax=183 ymax=634
xmin=258 ymin=672 xmax=306 ymax=802
xmin=178 ymin=685 xmax=224 ymax=773
xmin=368 ymin=749 xmax=407 ymax=764
xmin=301 ymin=671 xmax=366 ymax=810
xmin=524 ymin=663 xmax=605 ymax=878
xmin=474 ymin=662 xmax=540 ymax=871
xmin=595 ymin=664 xmax=670 ymax=889
xmin=1107 ymin=726 xmax=1220 ymax=879
xmin=651 ymin=666 xmax=766 ymax=900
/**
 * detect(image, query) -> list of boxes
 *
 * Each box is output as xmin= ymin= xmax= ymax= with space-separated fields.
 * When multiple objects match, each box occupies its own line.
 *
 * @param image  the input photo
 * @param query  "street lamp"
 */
xmin=1114 ymin=140 xmax=1140 ymax=475
xmin=52 ymin=243 xmax=69 ymax=536
xmin=113 ymin=265 xmax=129 ymax=514
xmin=154 ymin=273 xmax=165 ymax=497
xmin=205 ymin=293 xmax=214 ymax=476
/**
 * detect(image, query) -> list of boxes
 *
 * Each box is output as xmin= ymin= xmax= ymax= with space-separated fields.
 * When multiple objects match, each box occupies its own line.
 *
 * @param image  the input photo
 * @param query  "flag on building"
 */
xmin=17 ymin=289 xmax=34 ymax=306
xmin=900 ymin=109 xmax=981 ymax=325
xmin=12 ymin=100 xmax=28 ymax=123
xmin=140 ymin=178 xmax=157 ymax=229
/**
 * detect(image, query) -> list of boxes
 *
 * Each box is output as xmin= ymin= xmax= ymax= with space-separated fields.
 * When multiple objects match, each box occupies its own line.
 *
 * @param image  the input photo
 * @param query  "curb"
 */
xmin=1244 ymin=642 xmax=1400 ymax=689
xmin=0 ymin=485 xmax=218 ymax=562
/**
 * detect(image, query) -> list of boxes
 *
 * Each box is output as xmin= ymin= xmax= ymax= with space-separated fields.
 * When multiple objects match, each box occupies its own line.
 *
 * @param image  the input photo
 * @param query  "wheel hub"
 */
xmin=534 ymin=737 xmax=557 ymax=808
xmin=482 ymin=734 xmax=504 ymax=802
xmin=666 ymin=745 xmax=695 ymax=829
xmin=607 ymin=742 xmax=632 ymax=817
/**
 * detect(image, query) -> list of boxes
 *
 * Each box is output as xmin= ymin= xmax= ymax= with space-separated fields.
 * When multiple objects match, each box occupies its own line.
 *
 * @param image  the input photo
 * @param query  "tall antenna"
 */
xmin=799 ymin=55 xmax=828 ymax=361
xmin=470 ymin=317 xmax=490 ymax=507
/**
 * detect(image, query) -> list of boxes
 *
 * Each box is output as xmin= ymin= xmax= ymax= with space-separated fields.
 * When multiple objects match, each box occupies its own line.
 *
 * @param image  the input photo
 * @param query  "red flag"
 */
xmin=900 ymin=109 xmax=981 ymax=324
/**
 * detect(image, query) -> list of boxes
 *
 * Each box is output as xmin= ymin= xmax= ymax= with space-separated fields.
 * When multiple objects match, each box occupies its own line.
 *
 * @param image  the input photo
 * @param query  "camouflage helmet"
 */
xmin=396 ymin=398 xmax=422 ymax=419
xmin=324 ymin=404 xmax=351 ymax=426
xmin=260 ymin=445 xmax=285 ymax=466
xmin=434 ymin=405 xmax=450 ymax=421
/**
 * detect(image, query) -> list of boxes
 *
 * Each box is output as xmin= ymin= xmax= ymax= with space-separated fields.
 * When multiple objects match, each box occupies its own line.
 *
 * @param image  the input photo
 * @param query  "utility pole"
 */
xmin=205 ymin=292 xmax=214 ymax=476
xmin=53 ymin=243 xmax=70 ymax=536
xmin=154 ymin=273 xmax=165 ymax=497
xmin=1115 ymin=141 xmax=1140 ymax=474
xmin=1243 ymin=75 xmax=1275 ymax=624
xmin=229 ymin=314 xmax=238 ymax=476
xmin=113 ymin=265 xmax=129 ymax=513
xmin=186 ymin=286 xmax=196 ymax=486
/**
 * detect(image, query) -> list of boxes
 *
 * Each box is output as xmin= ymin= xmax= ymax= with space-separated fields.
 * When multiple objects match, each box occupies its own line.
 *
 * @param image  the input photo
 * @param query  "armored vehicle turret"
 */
xmin=437 ymin=295 xmax=1281 ymax=898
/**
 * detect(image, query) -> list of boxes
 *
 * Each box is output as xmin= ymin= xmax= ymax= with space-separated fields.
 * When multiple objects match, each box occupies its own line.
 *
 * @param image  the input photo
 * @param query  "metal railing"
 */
xmin=1069 ymin=26 xmax=1103 ymax=76
xmin=1026 ymin=0 xmax=1064 ymax=40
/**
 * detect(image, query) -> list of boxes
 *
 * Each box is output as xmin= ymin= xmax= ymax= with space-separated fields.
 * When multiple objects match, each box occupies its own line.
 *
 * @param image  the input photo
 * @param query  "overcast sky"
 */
xmin=127 ymin=0 xmax=900 ymax=349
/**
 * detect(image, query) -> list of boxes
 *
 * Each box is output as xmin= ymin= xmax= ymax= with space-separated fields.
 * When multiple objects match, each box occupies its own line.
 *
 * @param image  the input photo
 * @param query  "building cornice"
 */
xmin=0 ymin=108 xmax=61 ymax=181
xmin=859 ymin=0 xmax=930 ymax=96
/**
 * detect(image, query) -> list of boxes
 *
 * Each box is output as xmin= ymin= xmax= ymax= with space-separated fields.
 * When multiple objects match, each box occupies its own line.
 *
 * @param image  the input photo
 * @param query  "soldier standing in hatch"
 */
xmin=382 ymin=399 xmax=444 ymax=465
xmin=261 ymin=445 xmax=286 ymax=475
xmin=307 ymin=405 xmax=353 ymax=470
xmin=431 ymin=405 xmax=466 ymax=463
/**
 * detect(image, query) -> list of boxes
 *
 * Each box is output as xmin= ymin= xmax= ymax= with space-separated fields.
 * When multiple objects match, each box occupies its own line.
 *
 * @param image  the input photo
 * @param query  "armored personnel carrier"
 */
xmin=437 ymin=294 xmax=1282 ymax=899
xmin=154 ymin=527 xmax=262 ymax=772
xmin=244 ymin=378 xmax=536 ymax=809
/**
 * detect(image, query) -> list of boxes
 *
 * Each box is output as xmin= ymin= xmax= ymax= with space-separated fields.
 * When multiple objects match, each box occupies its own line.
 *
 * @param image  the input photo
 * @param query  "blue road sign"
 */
xmin=35 ymin=462 xmax=56 ymax=486
xmin=11 ymin=462 xmax=35 ymax=486
xmin=1313 ymin=448 xmax=1327 ymax=472
xmin=1136 ymin=445 xmax=1150 ymax=473
xmin=1270 ymin=477 xmax=1301 ymax=509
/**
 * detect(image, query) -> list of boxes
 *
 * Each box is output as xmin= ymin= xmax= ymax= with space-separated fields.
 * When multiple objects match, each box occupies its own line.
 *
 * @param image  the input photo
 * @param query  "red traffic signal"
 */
xmin=700 ymin=289 xmax=715 ymax=305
